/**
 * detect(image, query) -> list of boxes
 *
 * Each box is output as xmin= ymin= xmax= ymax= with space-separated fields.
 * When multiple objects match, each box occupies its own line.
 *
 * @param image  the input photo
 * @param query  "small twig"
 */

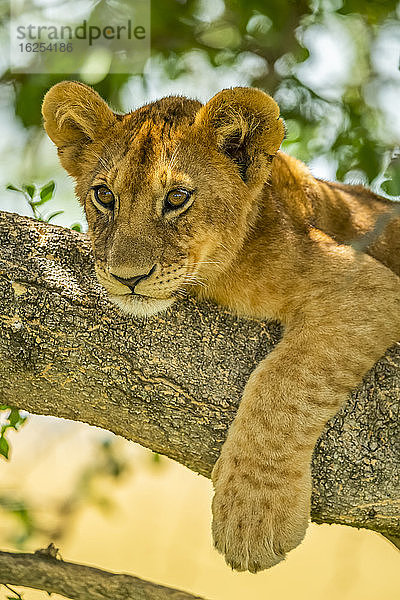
xmin=34 ymin=543 xmax=61 ymax=560
xmin=4 ymin=583 xmax=24 ymax=599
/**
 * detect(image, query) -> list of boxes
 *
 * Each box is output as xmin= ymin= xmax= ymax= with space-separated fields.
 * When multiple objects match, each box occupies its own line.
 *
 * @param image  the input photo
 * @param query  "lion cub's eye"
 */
xmin=92 ymin=185 xmax=115 ymax=210
xmin=164 ymin=188 xmax=191 ymax=211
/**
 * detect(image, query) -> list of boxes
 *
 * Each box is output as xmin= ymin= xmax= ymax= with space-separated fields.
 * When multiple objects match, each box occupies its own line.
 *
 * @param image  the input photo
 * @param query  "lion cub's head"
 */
xmin=42 ymin=81 xmax=284 ymax=317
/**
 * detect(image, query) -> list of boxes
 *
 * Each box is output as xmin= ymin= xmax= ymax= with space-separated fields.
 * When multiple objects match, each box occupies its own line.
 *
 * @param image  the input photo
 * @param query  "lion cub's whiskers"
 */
xmin=218 ymin=242 xmax=236 ymax=258
xmin=190 ymin=260 xmax=224 ymax=272
xmin=181 ymin=275 xmax=207 ymax=289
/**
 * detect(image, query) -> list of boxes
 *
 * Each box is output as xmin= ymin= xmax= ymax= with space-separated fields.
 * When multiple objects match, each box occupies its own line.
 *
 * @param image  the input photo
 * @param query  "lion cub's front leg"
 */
xmin=211 ymin=259 xmax=400 ymax=572
xmin=211 ymin=346 xmax=321 ymax=573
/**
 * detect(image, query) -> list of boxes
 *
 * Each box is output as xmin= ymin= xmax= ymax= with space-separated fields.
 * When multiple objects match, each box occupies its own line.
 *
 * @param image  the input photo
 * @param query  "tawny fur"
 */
xmin=42 ymin=82 xmax=400 ymax=573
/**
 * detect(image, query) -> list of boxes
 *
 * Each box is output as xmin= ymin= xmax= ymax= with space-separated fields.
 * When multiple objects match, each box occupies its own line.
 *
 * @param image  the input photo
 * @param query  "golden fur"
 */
xmin=42 ymin=82 xmax=400 ymax=572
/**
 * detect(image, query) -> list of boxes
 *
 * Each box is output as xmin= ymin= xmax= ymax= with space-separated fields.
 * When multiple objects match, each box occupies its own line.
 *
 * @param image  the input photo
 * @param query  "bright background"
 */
xmin=0 ymin=1 xmax=399 ymax=599
xmin=1 ymin=417 xmax=400 ymax=600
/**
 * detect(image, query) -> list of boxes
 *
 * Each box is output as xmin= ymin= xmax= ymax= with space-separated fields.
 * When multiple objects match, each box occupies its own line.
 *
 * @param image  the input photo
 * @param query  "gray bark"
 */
xmin=0 ymin=210 xmax=399 ymax=594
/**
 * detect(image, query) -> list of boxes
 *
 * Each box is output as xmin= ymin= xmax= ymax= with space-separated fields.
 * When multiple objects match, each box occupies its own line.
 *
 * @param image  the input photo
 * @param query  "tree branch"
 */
xmin=0 ymin=211 xmax=399 ymax=541
xmin=0 ymin=547 xmax=207 ymax=600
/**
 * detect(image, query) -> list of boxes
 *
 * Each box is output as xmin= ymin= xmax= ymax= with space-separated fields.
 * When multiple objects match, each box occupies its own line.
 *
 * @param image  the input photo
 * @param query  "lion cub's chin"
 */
xmin=109 ymin=293 xmax=176 ymax=318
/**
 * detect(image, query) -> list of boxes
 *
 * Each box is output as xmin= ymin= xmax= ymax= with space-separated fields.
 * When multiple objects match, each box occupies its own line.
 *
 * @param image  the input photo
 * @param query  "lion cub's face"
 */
xmin=42 ymin=82 xmax=284 ymax=317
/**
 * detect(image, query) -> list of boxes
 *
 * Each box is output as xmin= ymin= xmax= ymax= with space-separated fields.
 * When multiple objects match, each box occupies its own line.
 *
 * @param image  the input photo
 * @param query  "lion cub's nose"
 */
xmin=110 ymin=265 xmax=156 ymax=293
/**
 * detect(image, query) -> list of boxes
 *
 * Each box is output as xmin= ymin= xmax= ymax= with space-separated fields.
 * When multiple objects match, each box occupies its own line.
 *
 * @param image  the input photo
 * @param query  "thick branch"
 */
xmin=0 ymin=211 xmax=399 ymax=541
xmin=0 ymin=548 xmax=206 ymax=600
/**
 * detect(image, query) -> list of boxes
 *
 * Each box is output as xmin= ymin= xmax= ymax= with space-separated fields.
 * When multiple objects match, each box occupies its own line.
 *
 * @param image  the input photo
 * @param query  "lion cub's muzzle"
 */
xmin=96 ymin=259 xmax=193 ymax=299
xmin=110 ymin=264 xmax=157 ymax=295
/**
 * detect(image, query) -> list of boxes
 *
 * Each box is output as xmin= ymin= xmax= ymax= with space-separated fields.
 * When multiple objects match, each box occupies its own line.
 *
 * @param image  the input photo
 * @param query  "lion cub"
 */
xmin=42 ymin=82 xmax=400 ymax=572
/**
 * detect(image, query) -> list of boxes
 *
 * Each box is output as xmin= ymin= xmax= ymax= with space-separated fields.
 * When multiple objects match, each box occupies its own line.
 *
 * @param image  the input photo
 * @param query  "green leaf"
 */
xmin=23 ymin=184 xmax=35 ymax=199
xmin=8 ymin=408 xmax=20 ymax=428
xmin=46 ymin=210 xmax=63 ymax=222
xmin=380 ymin=157 xmax=400 ymax=197
xmin=0 ymin=436 xmax=10 ymax=459
xmin=37 ymin=181 xmax=55 ymax=204
xmin=71 ymin=223 xmax=83 ymax=232
xmin=7 ymin=408 xmax=26 ymax=430
xmin=6 ymin=184 xmax=22 ymax=192
xmin=381 ymin=179 xmax=400 ymax=197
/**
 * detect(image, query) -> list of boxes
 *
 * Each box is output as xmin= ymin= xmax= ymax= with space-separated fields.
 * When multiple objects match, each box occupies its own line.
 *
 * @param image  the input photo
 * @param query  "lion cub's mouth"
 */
xmin=108 ymin=291 xmax=176 ymax=318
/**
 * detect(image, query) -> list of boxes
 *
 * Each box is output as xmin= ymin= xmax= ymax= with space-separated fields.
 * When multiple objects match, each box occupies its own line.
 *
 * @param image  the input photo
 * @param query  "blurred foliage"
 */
xmin=0 ymin=495 xmax=35 ymax=545
xmin=48 ymin=438 xmax=131 ymax=542
xmin=0 ymin=437 xmax=130 ymax=548
xmin=1 ymin=0 xmax=399 ymax=192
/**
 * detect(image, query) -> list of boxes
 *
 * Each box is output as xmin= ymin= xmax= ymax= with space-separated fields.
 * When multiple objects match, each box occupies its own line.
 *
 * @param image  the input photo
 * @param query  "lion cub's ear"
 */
xmin=194 ymin=87 xmax=284 ymax=187
xmin=42 ymin=81 xmax=116 ymax=177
